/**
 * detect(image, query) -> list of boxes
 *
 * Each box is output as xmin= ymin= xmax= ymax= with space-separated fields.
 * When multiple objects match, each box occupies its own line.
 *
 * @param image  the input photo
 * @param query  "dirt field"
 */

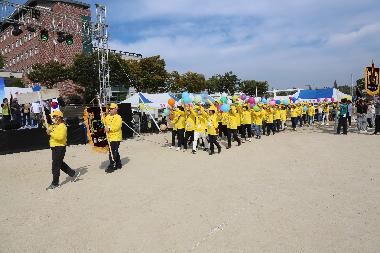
xmin=1 ymin=126 xmax=379 ymax=253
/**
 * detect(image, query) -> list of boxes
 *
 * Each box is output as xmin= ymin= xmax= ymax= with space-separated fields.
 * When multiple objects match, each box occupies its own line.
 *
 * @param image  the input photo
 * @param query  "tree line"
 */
xmin=25 ymin=53 xmax=269 ymax=103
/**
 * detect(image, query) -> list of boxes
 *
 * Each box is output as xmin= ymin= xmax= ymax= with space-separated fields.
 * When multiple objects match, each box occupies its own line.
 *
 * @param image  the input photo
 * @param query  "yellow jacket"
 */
xmin=49 ymin=123 xmax=67 ymax=147
xmin=261 ymin=109 xmax=268 ymax=122
xmin=253 ymin=111 xmax=263 ymax=126
xmin=274 ymin=108 xmax=281 ymax=120
xmin=290 ymin=107 xmax=298 ymax=118
xmin=105 ymin=114 xmax=123 ymax=142
xmin=207 ymin=114 xmax=219 ymax=135
xmin=221 ymin=112 xmax=229 ymax=125
xmin=171 ymin=110 xmax=186 ymax=130
xmin=281 ymin=108 xmax=287 ymax=121
xmin=241 ymin=110 xmax=252 ymax=125
xmin=227 ymin=111 xmax=238 ymax=130
xmin=266 ymin=108 xmax=274 ymax=123
xmin=185 ymin=108 xmax=196 ymax=131
xmin=308 ymin=106 xmax=315 ymax=116
xmin=194 ymin=107 xmax=208 ymax=133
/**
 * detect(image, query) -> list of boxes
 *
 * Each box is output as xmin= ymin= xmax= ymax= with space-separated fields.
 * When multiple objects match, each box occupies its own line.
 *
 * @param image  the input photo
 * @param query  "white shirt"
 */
xmin=31 ymin=102 xmax=41 ymax=114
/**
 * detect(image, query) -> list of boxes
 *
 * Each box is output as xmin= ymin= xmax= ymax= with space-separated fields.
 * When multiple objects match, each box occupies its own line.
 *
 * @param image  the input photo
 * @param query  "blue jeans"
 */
xmin=255 ymin=125 xmax=262 ymax=136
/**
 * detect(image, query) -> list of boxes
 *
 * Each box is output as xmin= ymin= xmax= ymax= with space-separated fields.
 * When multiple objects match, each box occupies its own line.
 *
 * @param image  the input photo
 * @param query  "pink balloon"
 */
xmin=217 ymin=104 xmax=222 ymax=112
xmin=270 ymin=100 xmax=276 ymax=106
xmin=331 ymin=97 xmax=335 ymax=102
xmin=248 ymin=97 xmax=255 ymax=104
xmin=324 ymin=98 xmax=328 ymax=102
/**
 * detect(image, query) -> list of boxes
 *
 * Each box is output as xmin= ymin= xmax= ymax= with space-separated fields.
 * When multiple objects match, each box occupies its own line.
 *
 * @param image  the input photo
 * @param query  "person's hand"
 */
xmin=104 ymin=127 xmax=110 ymax=133
xmin=46 ymin=129 xmax=51 ymax=135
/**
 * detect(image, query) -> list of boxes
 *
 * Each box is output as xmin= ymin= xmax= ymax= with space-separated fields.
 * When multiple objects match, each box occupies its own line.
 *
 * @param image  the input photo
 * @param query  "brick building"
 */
xmin=0 ymin=0 xmax=91 ymax=73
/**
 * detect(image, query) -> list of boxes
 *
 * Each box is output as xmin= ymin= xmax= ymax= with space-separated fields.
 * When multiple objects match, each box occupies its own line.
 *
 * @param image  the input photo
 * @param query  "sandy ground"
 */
xmin=0 ymin=125 xmax=379 ymax=253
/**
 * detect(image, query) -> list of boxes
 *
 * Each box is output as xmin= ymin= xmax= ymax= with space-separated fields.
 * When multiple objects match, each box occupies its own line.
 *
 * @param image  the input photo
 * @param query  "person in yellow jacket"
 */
xmin=227 ymin=105 xmax=242 ymax=149
xmin=169 ymin=108 xmax=178 ymax=149
xmin=1 ymin=98 xmax=11 ymax=130
xmin=322 ymin=102 xmax=330 ymax=126
xmin=207 ymin=106 xmax=221 ymax=155
xmin=274 ymin=105 xmax=281 ymax=132
xmin=240 ymin=105 xmax=252 ymax=142
xmin=104 ymin=103 xmax=123 ymax=173
xmin=296 ymin=104 xmax=303 ymax=127
xmin=45 ymin=110 xmax=80 ymax=190
xmin=308 ymin=103 xmax=316 ymax=126
xmin=261 ymin=105 xmax=268 ymax=135
xmin=266 ymin=106 xmax=275 ymax=136
xmin=184 ymin=105 xmax=196 ymax=151
xmin=171 ymin=106 xmax=186 ymax=151
xmin=290 ymin=104 xmax=298 ymax=130
xmin=252 ymin=106 xmax=263 ymax=139
xmin=191 ymin=106 xmax=209 ymax=154
xmin=280 ymin=105 xmax=287 ymax=130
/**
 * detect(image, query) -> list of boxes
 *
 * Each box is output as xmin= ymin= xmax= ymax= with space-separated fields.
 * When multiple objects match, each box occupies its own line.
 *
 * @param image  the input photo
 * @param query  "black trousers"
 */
xmin=262 ymin=121 xmax=267 ymax=135
xmin=22 ymin=113 xmax=30 ymax=126
xmin=291 ymin=117 xmax=297 ymax=129
xmin=51 ymin=146 xmax=75 ymax=186
xmin=177 ymin=129 xmax=185 ymax=148
xmin=298 ymin=116 xmax=303 ymax=127
xmin=1 ymin=115 xmax=11 ymax=130
xmin=184 ymin=130 xmax=194 ymax=149
xmin=208 ymin=135 xmax=221 ymax=153
xmin=337 ymin=116 xmax=348 ymax=134
xmin=347 ymin=115 xmax=352 ymax=126
xmin=227 ymin=129 xmax=241 ymax=147
xmin=218 ymin=123 xmax=223 ymax=137
xmin=275 ymin=119 xmax=281 ymax=132
xmin=171 ymin=129 xmax=177 ymax=146
xmin=367 ymin=118 xmax=373 ymax=128
xmin=266 ymin=123 xmax=275 ymax=135
xmin=241 ymin=124 xmax=252 ymax=139
xmin=374 ymin=115 xmax=380 ymax=134
xmin=109 ymin=141 xmax=122 ymax=168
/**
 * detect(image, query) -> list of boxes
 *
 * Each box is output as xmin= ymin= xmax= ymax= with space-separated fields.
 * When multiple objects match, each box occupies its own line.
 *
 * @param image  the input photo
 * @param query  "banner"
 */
xmin=83 ymin=107 xmax=109 ymax=153
xmin=16 ymin=89 xmax=60 ymax=104
xmin=365 ymin=62 xmax=380 ymax=96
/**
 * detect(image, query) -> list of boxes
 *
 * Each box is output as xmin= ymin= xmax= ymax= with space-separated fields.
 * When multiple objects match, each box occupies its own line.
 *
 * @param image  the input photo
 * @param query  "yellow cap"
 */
xmin=109 ymin=103 xmax=118 ymax=109
xmin=51 ymin=110 xmax=63 ymax=118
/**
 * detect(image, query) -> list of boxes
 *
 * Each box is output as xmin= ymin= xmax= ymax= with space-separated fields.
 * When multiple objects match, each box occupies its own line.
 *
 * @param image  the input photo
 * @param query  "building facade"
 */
xmin=0 ymin=0 xmax=91 ymax=74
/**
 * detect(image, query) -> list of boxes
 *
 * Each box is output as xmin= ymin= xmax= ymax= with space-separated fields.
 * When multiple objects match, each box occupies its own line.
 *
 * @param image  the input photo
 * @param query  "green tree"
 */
xmin=206 ymin=75 xmax=221 ymax=94
xmin=0 ymin=55 xmax=5 ymax=69
xmin=239 ymin=80 xmax=269 ymax=97
xmin=133 ymin=55 xmax=167 ymax=93
xmin=28 ymin=61 xmax=70 ymax=88
xmin=337 ymin=85 xmax=352 ymax=95
xmin=356 ymin=78 xmax=365 ymax=90
xmin=220 ymin=71 xmax=240 ymax=95
xmin=180 ymin=71 xmax=206 ymax=93
xmin=165 ymin=71 xmax=183 ymax=93
xmin=333 ymin=80 xmax=338 ymax=89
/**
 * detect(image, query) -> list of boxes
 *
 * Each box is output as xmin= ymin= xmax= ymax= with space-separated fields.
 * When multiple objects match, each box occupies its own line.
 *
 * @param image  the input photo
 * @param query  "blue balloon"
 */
xmin=303 ymin=106 xmax=308 ymax=112
xmin=261 ymin=98 xmax=267 ymax=104
xmin=221 ymin=104 xmax=230 ymax=112
xmin=283 ymin=100 xmax=289 ymax=105
xmin=182 ymin=91 xmax=189 ymax=98
xmin=183 ymin=96 xmax=192 ymax=104
xmin=276 ymin=100 xmax=281 ymax=105
xmin=292 ymin=97 xmax=297 ymax=102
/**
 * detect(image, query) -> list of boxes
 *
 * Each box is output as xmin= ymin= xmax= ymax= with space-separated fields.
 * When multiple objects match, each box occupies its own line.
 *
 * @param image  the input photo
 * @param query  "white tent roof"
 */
xmin=121 ymin=92 xmax=176 ymax=109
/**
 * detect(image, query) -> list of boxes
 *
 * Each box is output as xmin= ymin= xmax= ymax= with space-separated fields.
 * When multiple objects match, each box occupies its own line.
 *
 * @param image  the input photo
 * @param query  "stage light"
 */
xmin=40 ymin=29 xmax=49 ymax=41
xmin=57 ymin=31 xmax=66 ymax=43
xmin=11 ymin=24 xmax=23 ymax=36
xmin=27 ymin=25 xmax=36 ymax=33
xmin=65 ymin=34 xmax=73 ymax=45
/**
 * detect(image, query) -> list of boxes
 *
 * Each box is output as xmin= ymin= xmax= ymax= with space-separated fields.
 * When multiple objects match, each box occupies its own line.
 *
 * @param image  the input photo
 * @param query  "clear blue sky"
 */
xmin=12 ymin=0 xmax=380 ymax=89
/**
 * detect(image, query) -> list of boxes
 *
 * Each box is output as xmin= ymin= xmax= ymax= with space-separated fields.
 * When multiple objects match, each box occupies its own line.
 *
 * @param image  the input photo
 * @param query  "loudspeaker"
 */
xmin=118 ymin=103 xmax=133 ymax=138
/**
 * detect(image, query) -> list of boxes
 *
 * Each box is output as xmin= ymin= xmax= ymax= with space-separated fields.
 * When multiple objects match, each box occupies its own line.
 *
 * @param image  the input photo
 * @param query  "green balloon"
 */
xmin=220 ymin=97 xmax=228 ymax=103
xmin=254 ymin=105 xmax=260 ymax=112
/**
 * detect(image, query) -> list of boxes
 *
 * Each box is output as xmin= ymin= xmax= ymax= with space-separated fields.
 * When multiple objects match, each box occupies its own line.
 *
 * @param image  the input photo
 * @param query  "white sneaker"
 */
xmin=247 ymin=138 xmax=252 ymax=142
xmin=72 ymin=171 xmax=81 ymax=182
xmin=175 ymin=147 xmax=181 ymax=151
xmin=169 ymin=146 xmax=174 ymax=149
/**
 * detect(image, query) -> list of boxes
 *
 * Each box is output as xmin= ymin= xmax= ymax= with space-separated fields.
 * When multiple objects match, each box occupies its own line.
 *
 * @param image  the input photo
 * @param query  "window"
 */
xmin=34 ymin=47 xmax=38 ymax=54
xmin=16 ymin=41 xmax=19 ymax=47
xmin=29 ymin=49 xmax=33 ymax=56
xmin=11 ymin=43 xmax=14 ymax=49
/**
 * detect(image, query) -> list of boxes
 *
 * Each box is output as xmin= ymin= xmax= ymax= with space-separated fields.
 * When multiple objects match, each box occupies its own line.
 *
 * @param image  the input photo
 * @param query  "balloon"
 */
xmin=292 ymin=97 xmax=297 ymax=102
xmin=193 ymin=95 xmax=201 ymax=104
xmin=261 ymin=98 xmax=267 ymax=104
xmin=217 ymin=104 xmax=222 ymax=112
xmin=270 ymin=100 xmax=276 ymax=106
xmin=220 ymin=97 xmax=228 ymax=104
xmin=250 ymin=103 xmax=255 ymax=109
xmin=182 ymin=91 xmax=189 ymax=98
xmin=253 ymin=105 xmax=260 ymax=112
xmin=255 ymin=97 xmax=261 ymax=103
xmin=248 ymin=97 xmax=255 ymax=104
xmin=303 ymin=106 xmax=308 ymax=112
xmin=163 ymin=108 xmax=170 ymax=116
xmin=317 ymin=98 xmax=321 ymax=102
xmin=240 ymin=94 xmax=247 ymax=100
xmin=324 ymin=98 xmax=328 ymax=102
xmin=276 ymin=100 xmax=281 ymax=105
xmin=283 ymin=100 xmax=289 ymax=105
xmin=221 ymin=92 xmax=227 ymax=97
xmin=183 ymin=96 xmax=192 ymax=104
xmin=168 ymin=98 xmax=175 ymax=107
xmin=221 ymin=104 xmax=230 ymax=112
xmin=331 ymin=97 xmax=335 ymax=102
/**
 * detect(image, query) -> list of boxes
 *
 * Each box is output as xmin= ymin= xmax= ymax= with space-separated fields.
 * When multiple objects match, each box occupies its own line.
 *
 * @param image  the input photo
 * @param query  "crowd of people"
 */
xmin=0 ymin=96 xmax=55 ymax=130
xmin=166 ymin=95 xmax=380 ymax=155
